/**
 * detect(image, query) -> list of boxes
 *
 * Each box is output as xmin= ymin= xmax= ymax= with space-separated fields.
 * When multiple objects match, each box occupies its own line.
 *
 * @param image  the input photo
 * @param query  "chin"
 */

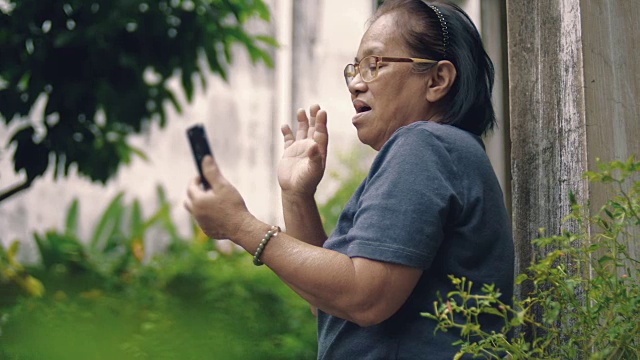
xmin=356 ymin=130 xmax=369 ymax=147
xmin=356 ymin=131 xmax=380 ymax=150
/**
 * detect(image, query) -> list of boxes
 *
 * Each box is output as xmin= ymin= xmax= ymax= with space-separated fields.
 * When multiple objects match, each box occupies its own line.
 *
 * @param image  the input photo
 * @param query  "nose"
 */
xmin=347 ymin=73 xmax=368 ymax=95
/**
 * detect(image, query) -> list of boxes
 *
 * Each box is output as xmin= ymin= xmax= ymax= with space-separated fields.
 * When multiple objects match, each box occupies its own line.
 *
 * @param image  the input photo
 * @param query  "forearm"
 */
xmin=281 ymin=192 xmax=327 ymax=247
xmin=233 ymin=216 xmax=380 ymax=325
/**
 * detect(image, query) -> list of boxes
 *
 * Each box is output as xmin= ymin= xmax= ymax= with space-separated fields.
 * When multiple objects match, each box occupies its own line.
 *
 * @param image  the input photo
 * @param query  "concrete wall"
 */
xmin=1 ymin=0 xmax=498 ymax=263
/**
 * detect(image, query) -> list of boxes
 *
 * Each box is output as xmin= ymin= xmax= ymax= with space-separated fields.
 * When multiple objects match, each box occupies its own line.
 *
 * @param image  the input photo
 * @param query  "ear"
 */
xmin=425 ymin=61 xmax=457 ymax=103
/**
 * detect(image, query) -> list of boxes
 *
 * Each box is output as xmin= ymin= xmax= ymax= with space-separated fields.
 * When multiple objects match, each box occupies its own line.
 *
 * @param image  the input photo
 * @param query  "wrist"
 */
xmin=252 ymin=225 xmax=281 ymax=266
xmin=282 ymin=190 xmax=316 ymax=205
xmin=230 ymin=213 xmax=260 ymax=246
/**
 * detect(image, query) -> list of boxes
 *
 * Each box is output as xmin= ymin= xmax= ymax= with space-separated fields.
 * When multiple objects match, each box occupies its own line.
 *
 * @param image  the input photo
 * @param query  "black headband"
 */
xmin=423 ymin=2 xmax=449 ymax=57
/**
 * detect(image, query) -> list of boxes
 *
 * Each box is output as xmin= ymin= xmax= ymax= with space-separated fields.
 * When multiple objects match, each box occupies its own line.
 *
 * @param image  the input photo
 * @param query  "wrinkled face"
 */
xmin=348 ymin=12 xmax=432 ymax=151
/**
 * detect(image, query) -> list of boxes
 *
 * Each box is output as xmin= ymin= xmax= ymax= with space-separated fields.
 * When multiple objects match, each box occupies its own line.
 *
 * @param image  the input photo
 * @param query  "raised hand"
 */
xmin=278 ymin=104 xmax=329 ymax=197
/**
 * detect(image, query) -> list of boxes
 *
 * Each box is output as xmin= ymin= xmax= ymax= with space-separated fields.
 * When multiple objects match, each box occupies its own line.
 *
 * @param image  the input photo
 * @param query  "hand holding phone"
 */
xmin=187 ymin=124 xmax=213 ymax=189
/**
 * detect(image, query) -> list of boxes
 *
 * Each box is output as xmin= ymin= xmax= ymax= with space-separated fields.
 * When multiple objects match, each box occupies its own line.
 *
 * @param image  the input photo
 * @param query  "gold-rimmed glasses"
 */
xmin=343 ymin=55 xmax=438 ymax=86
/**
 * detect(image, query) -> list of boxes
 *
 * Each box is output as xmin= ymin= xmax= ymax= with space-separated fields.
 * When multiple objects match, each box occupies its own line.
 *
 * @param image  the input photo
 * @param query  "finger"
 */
xmin=309 ymin=104 xmax=321 ymax=126
xmin=187 ymin=176 xmax=204 ymax=200
xmin=307 ymin=104 xmax=321 ymax=139
xmin=295 ymin=108 xmax=309 ymax=140
xmin=281 ymin=124 xmax=295 ymax=148
xmin=201 ymin=154 xmax=227 ymax=188
xmin=313 ymin=109 xmax=329 ymax=166
xmin=184 ymin=199 xmax=193 ymax=214
xmin=187 ymin=177 xmax=207 ymax=207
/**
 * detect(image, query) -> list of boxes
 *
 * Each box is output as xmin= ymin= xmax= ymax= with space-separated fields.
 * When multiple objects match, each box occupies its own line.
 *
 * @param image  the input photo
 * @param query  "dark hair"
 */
xmin=371 ymin=0 xmax=496 ymax=136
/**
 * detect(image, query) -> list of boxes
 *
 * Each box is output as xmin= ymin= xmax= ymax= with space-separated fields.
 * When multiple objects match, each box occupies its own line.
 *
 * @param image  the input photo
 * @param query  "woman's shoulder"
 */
xmin=386 ymin=121 xmax=484 ymax=154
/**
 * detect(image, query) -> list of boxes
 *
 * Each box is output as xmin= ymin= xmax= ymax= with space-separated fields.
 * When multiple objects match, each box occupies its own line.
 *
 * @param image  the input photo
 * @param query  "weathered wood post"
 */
xmin=507 ymin=0 xmax=640 ymax=316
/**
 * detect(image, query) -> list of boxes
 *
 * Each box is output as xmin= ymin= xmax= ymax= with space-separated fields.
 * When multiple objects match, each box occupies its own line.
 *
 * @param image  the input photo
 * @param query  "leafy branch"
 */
xmin=0 ymin=0 xmax=277 ymax=201
xmin=424 ymin=157 xmax=640 ymax=359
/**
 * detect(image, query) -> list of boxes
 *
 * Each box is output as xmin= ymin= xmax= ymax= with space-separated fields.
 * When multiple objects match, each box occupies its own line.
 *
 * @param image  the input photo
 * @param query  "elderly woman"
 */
xmin=185 ymin=0 xmax=514 ymax=358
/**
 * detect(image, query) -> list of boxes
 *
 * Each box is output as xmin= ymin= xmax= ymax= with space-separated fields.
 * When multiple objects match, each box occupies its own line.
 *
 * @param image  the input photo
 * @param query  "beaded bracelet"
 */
xmin=253 ymin=225 xmax=281 ymax=266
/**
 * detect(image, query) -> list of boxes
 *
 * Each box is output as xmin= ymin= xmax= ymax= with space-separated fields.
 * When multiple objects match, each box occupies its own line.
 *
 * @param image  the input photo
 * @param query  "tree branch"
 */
xmin=0 ymin=180 xmax=32 ymax=203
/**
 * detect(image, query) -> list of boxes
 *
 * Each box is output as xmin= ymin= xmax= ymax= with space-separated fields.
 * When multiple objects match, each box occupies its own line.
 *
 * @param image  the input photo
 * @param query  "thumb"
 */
xmin=307 ymin=143 xmax=322 ymax=164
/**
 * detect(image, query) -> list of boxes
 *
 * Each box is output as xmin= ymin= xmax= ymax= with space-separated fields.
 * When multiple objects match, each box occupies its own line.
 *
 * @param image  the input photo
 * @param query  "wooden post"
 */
xmin=507 ymin=0 xmax=640 ymax=292
xmin=580 ymin=1 xmax=640 ymax=263
xmin=481 ymin=0 xmax=511 ymax=214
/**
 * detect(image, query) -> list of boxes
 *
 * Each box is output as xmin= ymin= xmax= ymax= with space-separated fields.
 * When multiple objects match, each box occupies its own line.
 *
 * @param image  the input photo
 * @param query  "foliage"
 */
xmin=32 ymin=186 xmax=180 ymax=289
xmin=0 ymin=241 xmax=45 ymax=305
xmin=0 ymin=187 xmax=316 ymax=359
xmin=0 ymin=0 xmax=276 ymax=193
xmin=423 ymin=157 xmax=640 ymax=359
xmin=318 ymin=148 xmax=372 ymax=234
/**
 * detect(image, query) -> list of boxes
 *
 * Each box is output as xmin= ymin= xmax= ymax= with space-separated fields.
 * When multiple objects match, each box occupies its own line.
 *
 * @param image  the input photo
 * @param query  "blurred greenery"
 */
xmin=319 ymin=149 xmax=371 ymax=234
xmin=1 ymin=253 xmax=316 ymax=360
xmin=0 ymin=0 xmax=276 ymax=201
xmin=0 ymin=186 xmax=316 ymax=359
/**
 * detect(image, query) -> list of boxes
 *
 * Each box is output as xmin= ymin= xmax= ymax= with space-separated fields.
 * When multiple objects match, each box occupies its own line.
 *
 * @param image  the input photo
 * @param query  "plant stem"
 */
xmin=0 ymin=180 xmax=32 ymax=203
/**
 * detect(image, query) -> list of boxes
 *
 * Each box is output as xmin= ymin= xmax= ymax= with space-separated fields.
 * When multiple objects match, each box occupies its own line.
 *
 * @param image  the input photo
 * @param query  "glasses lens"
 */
xmin=360 ymin=56 xmax=378 ymax=82
xmin=344 ymin=64 xmax=356 ymax=85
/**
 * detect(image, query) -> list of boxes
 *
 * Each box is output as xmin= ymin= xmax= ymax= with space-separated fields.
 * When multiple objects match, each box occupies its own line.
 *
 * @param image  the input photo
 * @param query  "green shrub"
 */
xmin=0 ymin=241 xmax=45 ymax=306
xmin=2 ymin=251 xmax=316 ymax=359
xmin=424 ymin=157 xmax=640 ymax=359
xmin=319 ymin=149 xmax=372 ymax=233
xmin=0 ymin=186 xmax=316 ymax=360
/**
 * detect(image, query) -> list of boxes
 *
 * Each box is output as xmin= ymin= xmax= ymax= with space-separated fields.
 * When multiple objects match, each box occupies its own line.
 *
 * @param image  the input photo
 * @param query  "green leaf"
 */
xmin=481 ymin=307 xmax=504 ymax=317
xmin=166 ymin=89 xmax=183 ymax=114
xmin=223 ymin=41 xmax=233 ymax=64
xmin=204 ymin=45 xmax=228 ymax=81
xmin=65 ymin=198 xmax=80 ymax=237
xmin=510 ymin=315 xmax=523 ymax=327
xmin=17 ymin=72 xmax=30 ymax=92
xmin=90 ymin=192 xmax=125 ymax=250
xmin=255 ymin=35 xmax=279 ymax=48
xmin=253 ymin=0 xmax=271 ymax=21
xmin=598 ymin=255 xmax=615 ymax=266
xmin=181 ymin=69 xmax=195 ymax=102
xmin=515 ymin=273 xmax=528 ymax=285
xmin=33 ymin=233 xmax=51 ymax=266
xmin=128 ymin=144 xmax=149 ymax=162
xmin=155 ymin=186 xmax=181 ymax=242
xmin=131 ymin=199 xmax=144 ymax=240
xmin=144 ymin=203 xmax=170 ymax=231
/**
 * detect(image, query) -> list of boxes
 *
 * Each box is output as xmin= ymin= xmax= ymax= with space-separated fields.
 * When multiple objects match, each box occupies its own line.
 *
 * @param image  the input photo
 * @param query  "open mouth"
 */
xmin=354 ymin=100 xmax=372 ymax=114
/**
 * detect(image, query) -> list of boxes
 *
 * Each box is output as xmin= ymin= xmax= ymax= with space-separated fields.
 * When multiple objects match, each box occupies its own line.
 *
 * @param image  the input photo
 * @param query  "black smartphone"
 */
xmin=187 ymin=124 xmax=213 ymax=189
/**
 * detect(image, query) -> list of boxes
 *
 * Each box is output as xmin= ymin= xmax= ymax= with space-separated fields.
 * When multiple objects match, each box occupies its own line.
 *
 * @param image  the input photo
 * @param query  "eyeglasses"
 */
xmin=343 ymin=55 xmax=438 ymax=86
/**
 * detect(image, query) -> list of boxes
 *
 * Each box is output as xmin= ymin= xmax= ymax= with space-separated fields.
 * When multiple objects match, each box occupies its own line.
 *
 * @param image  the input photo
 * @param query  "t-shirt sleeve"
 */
xmin=344 ymin=126 xmax=461 ymax=270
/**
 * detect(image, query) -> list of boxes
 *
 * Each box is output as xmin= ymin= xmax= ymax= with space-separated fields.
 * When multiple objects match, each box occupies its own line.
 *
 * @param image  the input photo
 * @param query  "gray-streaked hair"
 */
xmin=371 ymin=0 xmax=496 ymax=136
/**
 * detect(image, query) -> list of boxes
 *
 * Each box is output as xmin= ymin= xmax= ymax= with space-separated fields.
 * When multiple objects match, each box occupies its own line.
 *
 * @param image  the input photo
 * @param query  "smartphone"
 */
xmin=187 ymin=124 xmax=213 ymax=189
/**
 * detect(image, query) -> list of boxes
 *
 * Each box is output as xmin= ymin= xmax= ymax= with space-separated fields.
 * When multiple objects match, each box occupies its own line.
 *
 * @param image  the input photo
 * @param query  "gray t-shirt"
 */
xmin=317 ymin=121 xmax=514 ymax=359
